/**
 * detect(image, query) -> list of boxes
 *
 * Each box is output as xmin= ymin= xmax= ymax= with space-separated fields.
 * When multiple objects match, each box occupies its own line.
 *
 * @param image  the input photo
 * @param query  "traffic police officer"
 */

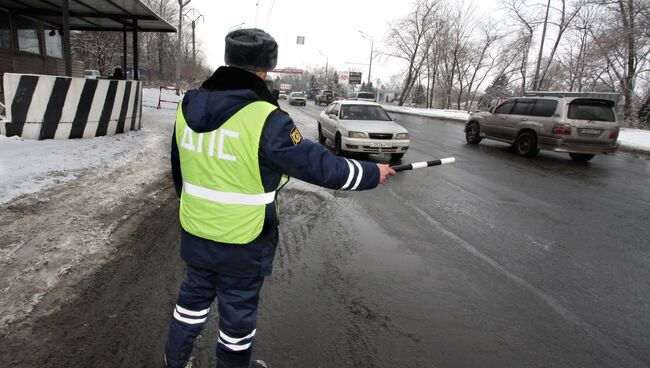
xmin=164 ymin=28 xmax=395 ymax=368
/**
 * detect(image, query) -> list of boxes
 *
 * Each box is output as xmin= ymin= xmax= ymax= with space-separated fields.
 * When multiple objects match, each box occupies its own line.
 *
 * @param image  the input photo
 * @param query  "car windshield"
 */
xmin=340 ymin=105 xmax=391 ymax=121
xmin=568 ymin=100 xmax=615 ymax=122
xmin=292 ymin=93 xmax=305 ymax=97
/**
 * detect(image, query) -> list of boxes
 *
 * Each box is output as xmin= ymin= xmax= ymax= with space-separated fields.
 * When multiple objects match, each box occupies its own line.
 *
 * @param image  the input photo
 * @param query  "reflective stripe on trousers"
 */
xmin=165 ymin=265 xmax=265 ymax=368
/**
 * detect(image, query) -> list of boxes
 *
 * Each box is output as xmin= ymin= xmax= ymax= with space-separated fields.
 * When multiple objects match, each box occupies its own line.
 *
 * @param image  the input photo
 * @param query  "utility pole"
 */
xmin=186 ymin=9 xmax=204 ymax=85
xmin=176 ymin=0 xmax=191 ymax=95
xmin=359 ymin=30 xmax=373 ymax=89
xmin=533 ymin=0 xmax=551 ymax=91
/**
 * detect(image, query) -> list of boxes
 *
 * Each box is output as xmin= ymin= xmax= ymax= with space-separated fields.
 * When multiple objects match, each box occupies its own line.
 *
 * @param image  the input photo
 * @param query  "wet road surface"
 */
xmin=2 ymin=100 xmax=649 ymax=368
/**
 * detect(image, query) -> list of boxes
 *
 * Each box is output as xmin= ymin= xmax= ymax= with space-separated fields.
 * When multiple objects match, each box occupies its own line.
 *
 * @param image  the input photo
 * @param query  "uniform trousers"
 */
xmin=165 ymin=264 xmax=264 ymax=368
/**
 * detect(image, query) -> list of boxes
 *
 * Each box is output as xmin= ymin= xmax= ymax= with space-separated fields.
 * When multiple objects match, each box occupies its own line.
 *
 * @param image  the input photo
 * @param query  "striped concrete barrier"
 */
xmin=1 ymin=73 xmax=142 ymax=140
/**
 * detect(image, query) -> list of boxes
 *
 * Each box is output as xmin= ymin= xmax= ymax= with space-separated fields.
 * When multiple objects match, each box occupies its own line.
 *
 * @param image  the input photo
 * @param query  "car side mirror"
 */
xmin=329 ymin=114 xmax=338 ymax=119
xmin=489 ymin=107 xmax=495 ymax=114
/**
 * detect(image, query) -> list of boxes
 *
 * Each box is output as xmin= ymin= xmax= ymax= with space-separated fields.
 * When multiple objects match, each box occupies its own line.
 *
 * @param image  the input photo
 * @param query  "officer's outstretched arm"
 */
xmin=260 ymin=110 xmax=380 ymax=191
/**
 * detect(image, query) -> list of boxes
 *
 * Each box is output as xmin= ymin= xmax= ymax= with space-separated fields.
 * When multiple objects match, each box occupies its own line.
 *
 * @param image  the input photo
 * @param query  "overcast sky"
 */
xmin=190 ymin=0 xmax=502 ymax=84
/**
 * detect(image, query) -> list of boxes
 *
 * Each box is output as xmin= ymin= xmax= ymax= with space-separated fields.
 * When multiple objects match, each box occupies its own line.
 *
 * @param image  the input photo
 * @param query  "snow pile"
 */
xmin=619 ymin=129 xmax=650 ymax=152
xmin=0 ymin=88 xmax=180 ymax=204
xmin=382 ymin=105 xmax=470 ymax=121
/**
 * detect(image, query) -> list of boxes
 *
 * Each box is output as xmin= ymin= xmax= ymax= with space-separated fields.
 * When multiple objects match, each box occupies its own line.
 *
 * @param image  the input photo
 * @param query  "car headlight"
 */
xmin=348 ymin=131 xmax=367 ymax=138
xmin=395 ymin=133 xmax=409 ymax=139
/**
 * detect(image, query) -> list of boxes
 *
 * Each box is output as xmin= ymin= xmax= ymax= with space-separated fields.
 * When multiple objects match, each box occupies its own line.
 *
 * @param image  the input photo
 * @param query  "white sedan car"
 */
xmin=288 ymin=92 xmax=307 ymax=106
xmin=317 ymin=101 xmax=410 ymax=160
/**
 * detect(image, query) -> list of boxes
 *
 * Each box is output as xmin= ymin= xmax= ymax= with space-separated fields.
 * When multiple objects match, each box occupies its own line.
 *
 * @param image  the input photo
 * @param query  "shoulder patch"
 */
xmin=290 ymin=126 xmax=303 ymax=145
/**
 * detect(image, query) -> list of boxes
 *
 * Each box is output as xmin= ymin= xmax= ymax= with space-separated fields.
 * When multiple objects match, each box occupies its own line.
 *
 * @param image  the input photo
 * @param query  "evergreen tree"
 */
xmin=481 ymin=74 xmax=511 ymax=108
xmin=413 ymin=83 xmax=426 ymax=105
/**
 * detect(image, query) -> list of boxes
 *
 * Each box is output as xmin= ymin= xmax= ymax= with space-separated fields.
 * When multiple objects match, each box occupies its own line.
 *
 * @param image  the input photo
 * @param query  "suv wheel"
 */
xmin=569 ymin=153 xmax=595 ymax=162
xmin=318 ymin=123 xmax=326 ymax=144
xmin=465 ymin=122 xmax=482 ymax=144
xmin=515 ymin=132 xmax=539 ymax=157
xmin=335 ymin=132 xmax=345 ymax=156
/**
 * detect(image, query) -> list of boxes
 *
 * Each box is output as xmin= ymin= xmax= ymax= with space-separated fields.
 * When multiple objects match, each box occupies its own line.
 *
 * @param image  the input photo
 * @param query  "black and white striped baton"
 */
xmin=390 ymin=157 xmax=456 ymax=172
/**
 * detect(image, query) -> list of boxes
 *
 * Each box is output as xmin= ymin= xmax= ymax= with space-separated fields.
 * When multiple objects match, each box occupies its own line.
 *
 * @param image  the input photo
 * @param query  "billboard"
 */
xmin=349 ymin=72 xmax=362 ymax=85
xmin=338 ymin=72 xmax=349 ymax=84
xmin=280 ymin=83 xmax=292 ymax=91
xmin=338 ymin=71 xmax=363 ymax=85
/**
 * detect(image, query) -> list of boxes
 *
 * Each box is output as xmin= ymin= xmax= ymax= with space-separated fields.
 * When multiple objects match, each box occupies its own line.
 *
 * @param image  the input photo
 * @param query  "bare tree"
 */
xmin=536 ymin=0 xmax=583 ymax=89
xmin=502 ymin=0 xmax=542 ymax=94
xmin=464 ymin=25 xmax=503 ymax=110
xmin=71 ymin=32 xmax=122 ymax=76
xmin=384 ymin=0 xmax=439 ymax=105
xmin=586 ymin=0 xmax=649 ymax=118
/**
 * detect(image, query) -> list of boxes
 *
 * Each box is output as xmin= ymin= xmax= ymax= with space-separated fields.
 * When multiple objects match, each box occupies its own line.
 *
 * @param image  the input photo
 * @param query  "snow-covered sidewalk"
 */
xmin=0 ymin=88 xmax=181 ymax=204
xmin=381 ymin=104 xmax=650 ymax=153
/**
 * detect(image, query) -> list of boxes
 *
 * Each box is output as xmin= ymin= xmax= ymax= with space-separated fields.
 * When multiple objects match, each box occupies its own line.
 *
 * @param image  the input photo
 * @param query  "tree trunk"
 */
xmin=618 ymin=0 xmax=636 ymax=118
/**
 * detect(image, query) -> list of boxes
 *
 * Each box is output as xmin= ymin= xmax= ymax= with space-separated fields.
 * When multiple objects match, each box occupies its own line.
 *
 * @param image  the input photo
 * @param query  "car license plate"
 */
xmin=369 ymin=142 xmax=393 ymax=148
xmin=580 ymin=128 xmax=602 ymax=135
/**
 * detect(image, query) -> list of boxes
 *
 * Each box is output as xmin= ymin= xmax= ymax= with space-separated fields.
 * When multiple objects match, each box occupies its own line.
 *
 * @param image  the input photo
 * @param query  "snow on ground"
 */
xmin=381 ymin=104 xmax=649 ymax=153
xmin=618 ymin=129 xmax=650 ymax=152
xmin=0 ymin=88 xmax=181 ymax=204
xmin=382 ymin=104 xmax=470 ymax=121
xmin=0 ymin=91 xmax=648 ymax=205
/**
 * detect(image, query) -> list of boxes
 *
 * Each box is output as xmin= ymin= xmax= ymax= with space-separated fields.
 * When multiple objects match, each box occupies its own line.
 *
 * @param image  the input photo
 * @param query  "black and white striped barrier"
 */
xmin=1 ymin=73 xmax=142 ymax=140
xmin=390 ymin=157 xmax=456 ymax=172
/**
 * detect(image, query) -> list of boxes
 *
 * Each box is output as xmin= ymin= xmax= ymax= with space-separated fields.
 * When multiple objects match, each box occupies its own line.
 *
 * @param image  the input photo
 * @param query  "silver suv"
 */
xmin=464 ymin=93 xmax=620 ymax=162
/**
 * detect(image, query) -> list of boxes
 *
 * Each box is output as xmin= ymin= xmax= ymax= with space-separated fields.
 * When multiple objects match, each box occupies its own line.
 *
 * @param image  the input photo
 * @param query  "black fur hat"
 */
xmin=224 ymin=28 xmax=278 ymax=72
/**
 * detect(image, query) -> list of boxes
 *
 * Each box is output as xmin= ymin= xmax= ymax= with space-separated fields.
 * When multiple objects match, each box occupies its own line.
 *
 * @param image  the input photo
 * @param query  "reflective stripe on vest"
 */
xmin=175 ymin=100 xmax=278 ymax=244
xmin=183 ymin=181 xmax=276 ymax=206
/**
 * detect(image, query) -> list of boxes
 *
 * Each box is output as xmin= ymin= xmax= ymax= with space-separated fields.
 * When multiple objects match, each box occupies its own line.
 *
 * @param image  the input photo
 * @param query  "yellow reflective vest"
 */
xmin=175 ymin=100 xmax=282 ymax=244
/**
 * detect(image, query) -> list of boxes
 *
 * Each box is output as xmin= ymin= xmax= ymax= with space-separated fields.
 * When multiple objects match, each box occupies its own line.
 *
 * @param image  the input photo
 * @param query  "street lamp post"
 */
xmin=319 ymin=50 xmax=329 ymax=87
xmin=359 ymin=30 xmax=373 ymax=89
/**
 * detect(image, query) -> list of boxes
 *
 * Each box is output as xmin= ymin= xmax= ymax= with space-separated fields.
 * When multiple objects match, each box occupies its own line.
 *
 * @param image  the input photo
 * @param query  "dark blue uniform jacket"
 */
xmin=171 ymin=66 xmax=379 ymax=277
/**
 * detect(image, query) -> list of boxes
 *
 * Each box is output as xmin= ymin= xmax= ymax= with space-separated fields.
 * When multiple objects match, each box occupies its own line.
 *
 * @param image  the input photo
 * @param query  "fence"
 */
xmin=157 ymin=86 xmax=183 ymax=110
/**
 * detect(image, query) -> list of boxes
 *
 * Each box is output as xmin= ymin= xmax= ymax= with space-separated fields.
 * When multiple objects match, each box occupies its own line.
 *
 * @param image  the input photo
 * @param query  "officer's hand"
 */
xmin=377 ymin=164 xmax=396 ymax=183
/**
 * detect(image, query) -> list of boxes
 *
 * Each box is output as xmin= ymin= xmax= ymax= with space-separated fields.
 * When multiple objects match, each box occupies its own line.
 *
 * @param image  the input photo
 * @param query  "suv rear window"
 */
xmin=358 ymin=92 xmax=375 ymax=99
xmin=530 ymin=99 xmax=558 ymax=117
xmin=568 ymin=100 xmax=615 ymax=122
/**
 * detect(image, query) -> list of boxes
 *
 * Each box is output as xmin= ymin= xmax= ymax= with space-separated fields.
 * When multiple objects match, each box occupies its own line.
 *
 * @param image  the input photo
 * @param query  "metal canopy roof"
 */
xmin=1 ymin=0 xmax=176 ymax=32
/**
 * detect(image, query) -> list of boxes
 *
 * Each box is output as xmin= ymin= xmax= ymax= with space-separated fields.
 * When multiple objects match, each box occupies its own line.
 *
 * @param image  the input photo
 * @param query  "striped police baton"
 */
xmin=390 ymin=157 xmax=456 ymax=172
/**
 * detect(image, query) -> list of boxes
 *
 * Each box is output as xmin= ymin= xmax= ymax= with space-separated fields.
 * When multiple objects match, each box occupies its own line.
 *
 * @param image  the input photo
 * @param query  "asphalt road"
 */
xmin=256 ymin=100 xmax=650 ymax=368
xmin=2 ymin=100 xmax=649 ymax=368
